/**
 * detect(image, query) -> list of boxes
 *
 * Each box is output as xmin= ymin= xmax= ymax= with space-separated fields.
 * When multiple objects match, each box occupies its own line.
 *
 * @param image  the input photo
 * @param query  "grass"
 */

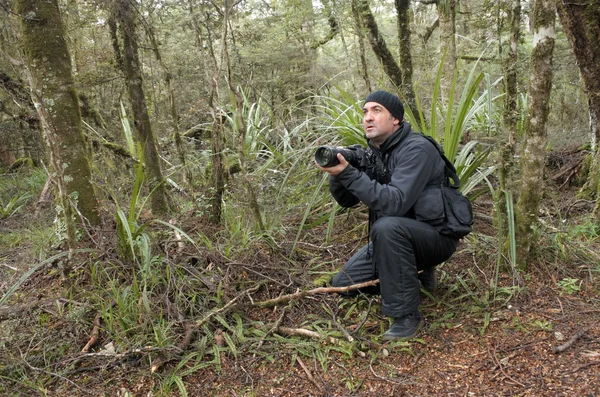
xmin=1 ymin=79 xmax=599 ymax=395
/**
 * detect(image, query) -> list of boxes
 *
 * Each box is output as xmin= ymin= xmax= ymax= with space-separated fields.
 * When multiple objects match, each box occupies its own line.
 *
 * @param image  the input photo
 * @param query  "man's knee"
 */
xmin=331 ymin=270 xmax=349 ymax=288
xmin=331 ymin=271 xmax=360 ymax=296
xmin=370 ymin=216 xmax=410 ymax=240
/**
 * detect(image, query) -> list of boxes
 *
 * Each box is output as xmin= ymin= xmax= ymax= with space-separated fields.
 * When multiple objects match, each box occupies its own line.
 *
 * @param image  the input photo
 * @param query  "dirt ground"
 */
xmin=1 ymin=185 xmax=599 ymax=396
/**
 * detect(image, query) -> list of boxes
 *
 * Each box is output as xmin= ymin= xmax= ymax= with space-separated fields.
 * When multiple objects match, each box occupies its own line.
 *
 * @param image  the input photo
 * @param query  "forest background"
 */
xmin=0 ymin=0 xmax=599 ymax=395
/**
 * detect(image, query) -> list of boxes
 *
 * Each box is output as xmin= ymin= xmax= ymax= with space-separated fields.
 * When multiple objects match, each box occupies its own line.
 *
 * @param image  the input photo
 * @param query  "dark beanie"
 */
xmin=364 ymin=90 xmax=404 ymax=121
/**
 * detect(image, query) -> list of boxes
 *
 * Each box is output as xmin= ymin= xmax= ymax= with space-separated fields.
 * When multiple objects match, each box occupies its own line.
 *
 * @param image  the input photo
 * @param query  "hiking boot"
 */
xmin=418 ymin=267 xmax=438 ymax=293
xmin=382 ymin=313 xmax=423 ymax=341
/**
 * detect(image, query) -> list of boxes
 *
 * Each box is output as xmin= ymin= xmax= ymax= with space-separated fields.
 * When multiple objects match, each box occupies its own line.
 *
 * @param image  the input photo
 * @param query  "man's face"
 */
xmin=363 ymin=102 xmax=400 ymax=146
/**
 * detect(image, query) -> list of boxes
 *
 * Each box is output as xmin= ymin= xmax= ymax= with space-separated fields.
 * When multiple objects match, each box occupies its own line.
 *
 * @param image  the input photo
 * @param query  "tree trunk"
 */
xmin=145 ymin=21 xmax=192 ymax=186
xmin=113 ymin=0 xmax=170 ymax=216
xmin=556 ymin=0 xmax=600 ymax=219
xmin=189 ymin=0 xmax=226 ymax=224
xmin=496 ymin=0 xmax=521 ymax=257
xmin=356 ymin=0 xmax=403 ymax=92
xmin=515 ymin=0 xmax=555 ymax=270
xmin=15 ymin=0 xmax=100 ymax=228
xmin=351 ymin=0 xmax=371 ymax=92
xmin=222 ymin=1 xmax=266 ymax=232
xmin=394 ymin=0 xmax=418 ymax=118
xmin=437 ymin=0 xmax=457 ymax=103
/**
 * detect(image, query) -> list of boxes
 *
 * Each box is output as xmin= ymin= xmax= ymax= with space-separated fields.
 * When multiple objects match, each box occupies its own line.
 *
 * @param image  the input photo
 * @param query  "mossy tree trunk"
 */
xmin=188 ymin=0 xmax=226 ymax=224
xmin=556 ymin=0 xmax=600 ymax=220
xmin=394 ymin=0 xmax=418 ymax=118
xmin=15 ymin=0 xmax=101 ymax=229
xmin=222 ymin=0 xmax=266 ymax=232
xmin=496 ymin=0 xmax=521 ymax=256
xmin=514 ymin=0 xmax=555 ymax=270
xmin=113 ymin=0 xmax=170 ymax=216
xmin=351 ymin=0 xmax=371 ymax=92
xmin=437 ymin=0 xmax=457 ymax=103
xmin=356 ymin=0 xmax=404 ymax=92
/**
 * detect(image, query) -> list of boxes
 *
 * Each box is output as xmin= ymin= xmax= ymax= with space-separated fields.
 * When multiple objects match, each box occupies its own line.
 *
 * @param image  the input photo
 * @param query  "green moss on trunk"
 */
xmin=16 ymin=0 xmax=100 ymax=226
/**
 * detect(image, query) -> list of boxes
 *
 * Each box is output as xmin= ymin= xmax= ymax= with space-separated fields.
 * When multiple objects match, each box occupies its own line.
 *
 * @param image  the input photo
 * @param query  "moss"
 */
xmin=16 ymin=0 xmax=100 ymax=226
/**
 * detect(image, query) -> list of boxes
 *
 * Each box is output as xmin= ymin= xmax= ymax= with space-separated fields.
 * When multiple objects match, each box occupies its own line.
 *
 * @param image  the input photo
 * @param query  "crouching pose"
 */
xmin=316 ymin=90 xmax=464 ymax=340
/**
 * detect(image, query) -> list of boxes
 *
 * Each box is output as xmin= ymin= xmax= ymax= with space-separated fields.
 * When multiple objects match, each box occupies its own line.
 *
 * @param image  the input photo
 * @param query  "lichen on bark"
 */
xmin=16 ymin=0 xmax=101 ymax=227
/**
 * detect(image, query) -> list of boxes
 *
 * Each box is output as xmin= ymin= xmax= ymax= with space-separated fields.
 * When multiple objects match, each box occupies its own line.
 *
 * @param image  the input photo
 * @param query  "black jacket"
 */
xmin=329 ymin=121 xmax=445 ymax=223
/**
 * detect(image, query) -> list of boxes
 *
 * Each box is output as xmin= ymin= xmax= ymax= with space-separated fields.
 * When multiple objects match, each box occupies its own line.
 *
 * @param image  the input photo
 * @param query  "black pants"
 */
xmin=332 ymin=216 xmax=459 ymax=318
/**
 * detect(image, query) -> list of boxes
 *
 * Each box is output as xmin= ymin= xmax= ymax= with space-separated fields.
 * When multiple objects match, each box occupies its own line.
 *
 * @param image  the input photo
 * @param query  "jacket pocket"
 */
xmin=413 ymin=185 xmax=445 ymax=226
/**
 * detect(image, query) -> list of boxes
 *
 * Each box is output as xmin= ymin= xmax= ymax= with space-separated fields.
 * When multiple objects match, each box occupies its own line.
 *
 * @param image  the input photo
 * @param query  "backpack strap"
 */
xmin=420 ymin=134 xmax=461 ymax=189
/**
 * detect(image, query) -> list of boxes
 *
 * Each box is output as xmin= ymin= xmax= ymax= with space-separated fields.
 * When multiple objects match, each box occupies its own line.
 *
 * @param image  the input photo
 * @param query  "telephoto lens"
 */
xmin=314 ymin=146 xmax=341 ymax=167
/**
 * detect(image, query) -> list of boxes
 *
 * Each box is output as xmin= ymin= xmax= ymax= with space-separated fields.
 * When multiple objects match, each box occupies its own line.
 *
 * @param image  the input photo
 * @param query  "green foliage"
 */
xmin=0 ymin=193 xmax=31 ymax=219
xmin=557 ymin=277 xmax=581 ymax=295
xmin=404 ymin=55 xmax=500 ymax=196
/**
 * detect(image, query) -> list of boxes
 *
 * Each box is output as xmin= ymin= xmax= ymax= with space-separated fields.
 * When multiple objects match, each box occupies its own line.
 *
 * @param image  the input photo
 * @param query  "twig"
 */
xmin=295 ymin=356 xmax=322 ymax=391
xmin=567 ymin=360 xmax=600 ymax=374
xmin=351 ymin=298 xmax=374 ymax=335
xmin=195 ymin=283 xmax=262 ymax=329
xmin=553 ymin=328 xmax=589 ymax=354
xmin=81 ymin=312 xmax=102 ymax=353
xmin=254 ymin=306 xmax=287 ymax=351
xmin=487 ymin=344 xmax=525 ymax=387
xmin=276 ymin=326 xmax=341 ymax=345
xmin=256 ymin=279 xmax=380 ymax=307
xmin=151 ymin=320 xmax=195 ymax=373
xmin=323 ymin=301 xmax=354 ymax=342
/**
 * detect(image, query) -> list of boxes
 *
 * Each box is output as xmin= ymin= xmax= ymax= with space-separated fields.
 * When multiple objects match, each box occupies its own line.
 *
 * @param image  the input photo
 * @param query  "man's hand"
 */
xmin=316 ymin=153 xmax=349 ymax=176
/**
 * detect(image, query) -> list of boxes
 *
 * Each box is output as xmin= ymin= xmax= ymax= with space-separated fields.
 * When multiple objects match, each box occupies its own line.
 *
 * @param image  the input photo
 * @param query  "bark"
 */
xmin=437 ymin=0 xmax=457 ymax=103
xmin=515 ymin=0 xmax=555 ymax=270
xmin=144 ymin=20 xmax=192 ymax=186
xmin=356 ymin=0 xmax=403 ymax=91
xmin=221 ymin=2 xmax=265 ymax=232
xmin=556 ymin=0 xmax=600 ymax=219
xmin=15 ymin=0 xmax=100 ymax=228
xmin=394 ymin=0 xmax=418 ymax=117
xmin=189 ymin=0 xmax=226 ymax=224
xmin=351 ymin=0 xmax=371 ymax=92
xmin=497 ymin=0 xmax=521 ymax=256
xmin=113 ymin=0 xmax=170 ymax=216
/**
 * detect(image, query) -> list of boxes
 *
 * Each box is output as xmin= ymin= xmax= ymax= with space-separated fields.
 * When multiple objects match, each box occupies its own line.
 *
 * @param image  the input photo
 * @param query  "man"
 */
xmin=317 ymin=90 xmax=459 ymax=340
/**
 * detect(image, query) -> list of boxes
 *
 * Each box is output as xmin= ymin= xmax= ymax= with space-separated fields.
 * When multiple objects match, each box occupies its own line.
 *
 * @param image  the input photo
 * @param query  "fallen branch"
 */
xmin=81 ymin=312 xmax=102 ymax=353
xmin=276 ymin=326 xmax=366 ymax=357
xmin=295 ymin=356 xmax=322 ymax=391
xmin=276 ymin=326 xmax=342 ymax=346
xmin=195 ymin=283 xmax=263 ymax=329
xmin=151 ymin=320 xmax=195 ymax=373
xmin=256 ymin=279 xmax=380 ymax=307
xmin=553 ymin=328 xmax=589 ymax=354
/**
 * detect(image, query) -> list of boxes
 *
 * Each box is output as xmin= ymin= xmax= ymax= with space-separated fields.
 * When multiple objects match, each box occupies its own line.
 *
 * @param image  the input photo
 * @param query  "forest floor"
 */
xmin=1 ymin=177 xmax=599 ymax=396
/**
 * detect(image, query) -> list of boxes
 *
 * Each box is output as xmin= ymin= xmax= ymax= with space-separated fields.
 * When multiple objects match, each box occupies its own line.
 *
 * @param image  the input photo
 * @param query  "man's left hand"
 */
xmin=316 ymin=153 xmax=349 ymax=176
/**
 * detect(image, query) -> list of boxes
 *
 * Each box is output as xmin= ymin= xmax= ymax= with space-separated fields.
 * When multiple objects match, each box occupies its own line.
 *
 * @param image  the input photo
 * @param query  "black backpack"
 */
xmin=421 ymin=134 xmax=474 ymax=239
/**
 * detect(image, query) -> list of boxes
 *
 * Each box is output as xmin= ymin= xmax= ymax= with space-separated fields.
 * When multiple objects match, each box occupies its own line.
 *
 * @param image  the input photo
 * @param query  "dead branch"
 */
xmin=295 ymin=356 xmax=322 ymax=391
xmin=324 ymin=301 xmax=354 ymax=342
xmin=567 ymin=360 xmax=600 ymax=374
xmin=254 ymin=306 xmax=287 ymax=351
xmin=34 ymin=176 xmax=52 ymax=216
xmin=276 ymin=326 xmax=342 ymax=346
xmin=151 ymin=320 xmax=195 ymax=373
xmin=553 ymin=328 xmax=589 ymax=354
xmin=195 ymin=283 xmax=263 ymax=329
xmin=81 ymin=311 xmax=102 ymax=353
xmin=256 ymin=279 xmax=380 ymax=308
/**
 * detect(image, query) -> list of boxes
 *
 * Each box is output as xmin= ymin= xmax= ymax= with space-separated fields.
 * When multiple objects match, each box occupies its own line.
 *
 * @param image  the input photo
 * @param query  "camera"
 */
xmin=314 ymin=145 xmax=366 ymax=168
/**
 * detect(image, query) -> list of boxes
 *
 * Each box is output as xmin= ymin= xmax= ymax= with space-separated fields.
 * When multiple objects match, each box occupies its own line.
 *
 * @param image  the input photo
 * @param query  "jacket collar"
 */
xmin=367 ymin=121 xmax=411 ymax=153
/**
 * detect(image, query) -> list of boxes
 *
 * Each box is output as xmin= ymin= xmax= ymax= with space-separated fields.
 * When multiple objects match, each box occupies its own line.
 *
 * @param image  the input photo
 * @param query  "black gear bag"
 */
xmin=418 ymin=134 xmax=474 ymax=239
